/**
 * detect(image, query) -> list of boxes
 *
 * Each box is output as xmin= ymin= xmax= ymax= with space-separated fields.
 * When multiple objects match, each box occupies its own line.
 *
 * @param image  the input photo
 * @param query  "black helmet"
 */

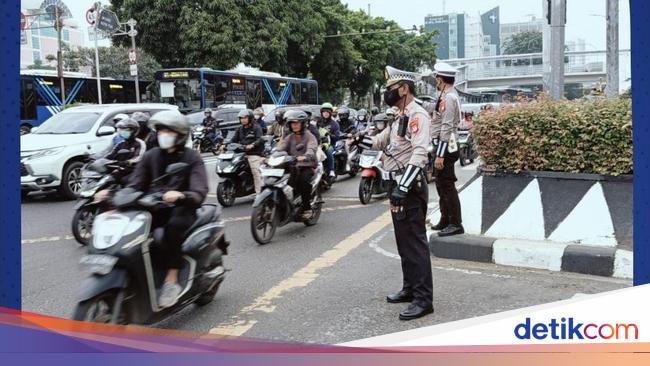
xmin=371 ymin=106 xmax=379 ymax=115
xmin=237 ymin=109 xmax=255 ymax=125
xmin=275 ymin=108 xmax=286 ymax=123
xmin=285 ymin=109 xmax=309 ymax=131
xmin=148 ymin=110 xmax=190 ymax=146
xmin=116 ymin=117 xmax=140 ymax=138
xmin=338 ymin=106 xmax=350 ymax=120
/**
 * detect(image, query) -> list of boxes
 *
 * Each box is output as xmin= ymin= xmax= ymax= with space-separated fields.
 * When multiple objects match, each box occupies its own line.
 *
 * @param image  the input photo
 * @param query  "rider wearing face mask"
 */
xmin=268 ymin=108 xmax=288 ymax=139
xmin=356 ymin=109 xmax=369 ymax=132
xmin=318 ymin=102 xmax=340 ymax=178
xmin=253 ymin=107 xmax=268 ymax=134
xmin=128 ymin=110 xmax=209 ymax=308
xmin=105 ymin=117 xmax=147 ymax=167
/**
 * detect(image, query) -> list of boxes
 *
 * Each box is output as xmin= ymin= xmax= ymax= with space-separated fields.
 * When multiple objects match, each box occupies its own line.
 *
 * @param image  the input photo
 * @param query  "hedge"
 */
xmin=473 ymin=97 xmax=632 ymax=176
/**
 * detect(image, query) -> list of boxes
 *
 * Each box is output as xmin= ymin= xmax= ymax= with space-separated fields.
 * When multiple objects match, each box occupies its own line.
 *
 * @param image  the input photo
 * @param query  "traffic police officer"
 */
xmin=429 ymin=62 xmax=464 ymax=237
xmin=353 ymin=65 xmax=433 ymax=320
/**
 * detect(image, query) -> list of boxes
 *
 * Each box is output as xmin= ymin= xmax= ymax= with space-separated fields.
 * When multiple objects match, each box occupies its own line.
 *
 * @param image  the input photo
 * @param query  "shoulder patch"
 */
xmin=409 ymin=117 xmax=420 ymax=135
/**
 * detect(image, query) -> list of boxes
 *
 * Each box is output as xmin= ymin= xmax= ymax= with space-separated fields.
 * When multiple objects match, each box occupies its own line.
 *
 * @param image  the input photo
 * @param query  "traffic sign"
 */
xmin=86 ymin=8 xmax=97 ymax=25
xmin=128 ymin=48 xmax=137 ymax=64
xmin=129 ymin=64 xmax=138 ymax=77
xmin=96 ymin=8 xmax=120 ymax=34
xmin=20 ymin=12 xmax=26 ymax=31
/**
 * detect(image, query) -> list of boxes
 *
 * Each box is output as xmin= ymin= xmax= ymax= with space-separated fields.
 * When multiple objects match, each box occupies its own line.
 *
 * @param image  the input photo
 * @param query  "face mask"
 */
xmin=254 ymin=114 xmax=261 ymax=120
xmin=383 ymin=87 xmax=402 ymax=107
xmin=376 ymin=122 xmax=385 ymax=130
xmin=157 ymin=133 xmax=177 ymax=149
xmin=118 ymin=130 xmax=132 ymax=139
xmin=358 ymin=116 xmax=365 ymax=121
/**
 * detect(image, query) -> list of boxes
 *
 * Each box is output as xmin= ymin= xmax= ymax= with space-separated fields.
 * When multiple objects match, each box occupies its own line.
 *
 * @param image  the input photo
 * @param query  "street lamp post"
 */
xmin=127 ymin=19 xmax=140 ymax=103
xmin=605 ymin=0 xmax=619 ymax=99
xmin=55 ymin=6 xmax=65 ymax=108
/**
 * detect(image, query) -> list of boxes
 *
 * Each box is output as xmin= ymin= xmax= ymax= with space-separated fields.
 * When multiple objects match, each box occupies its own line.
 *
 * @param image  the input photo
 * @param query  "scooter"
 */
xmin=358 ymin=150 xmax=390 ymax=204
xmin=250 ymin=151 xmax=324 ymax=245
xmin=72 ymin=163 xmax=228 ymax=325
xmin=71 ymin=150 xmax=132 ymax=246
xmin=333 ymin=139 xmax=359 ymax=179
xmin=192 ymin=126 xmax=223 ymax=155
xmin=215 ymin=143 xmax=255 ymax=207
xmin=458 ymin=129 xmax=477 ymax=166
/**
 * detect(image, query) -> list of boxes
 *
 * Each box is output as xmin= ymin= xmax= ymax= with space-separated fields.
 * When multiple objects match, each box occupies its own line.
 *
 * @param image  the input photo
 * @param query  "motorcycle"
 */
xmin=250 ymin=151 xmax=324 ymax=245
xmin=192 ymin=125 xmax=223 ymax=155
xmin=215 ymin=143 xmax=255 ymax=207
xmin=358 ymin=150 xmax=390 ymax=204
xmin=71 ymin=150 xmax=132 ymax=246
xmin=333 ymin=139 xmax=359 ymax=179
xmin=458 ymin=129 xmax=477 ymax=166
xmin=72 ymin=162 xmax=229 ymax=325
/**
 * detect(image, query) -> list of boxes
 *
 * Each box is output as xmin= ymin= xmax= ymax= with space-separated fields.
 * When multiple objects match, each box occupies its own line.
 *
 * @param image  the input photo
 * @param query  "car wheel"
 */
xmin=59 ymin=161 xmax=85 ymax=200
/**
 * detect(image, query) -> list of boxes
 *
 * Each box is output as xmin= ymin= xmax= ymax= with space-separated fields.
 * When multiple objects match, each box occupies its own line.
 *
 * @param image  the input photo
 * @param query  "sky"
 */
xmin=343 ymin=0 xmax=631 ymax=50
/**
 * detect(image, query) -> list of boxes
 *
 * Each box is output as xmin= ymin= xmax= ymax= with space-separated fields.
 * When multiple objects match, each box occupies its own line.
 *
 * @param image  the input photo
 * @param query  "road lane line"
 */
xmin=21 ymin=235 xmax=74 ymax=244
xmin=208 ymin=210 xmax=393 ymax=336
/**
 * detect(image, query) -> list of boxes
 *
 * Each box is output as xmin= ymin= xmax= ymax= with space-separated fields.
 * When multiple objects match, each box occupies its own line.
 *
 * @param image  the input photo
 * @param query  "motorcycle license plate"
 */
xmin=360 ymin=155 xmax=375 ymax=167
xmin=261 ymin=168 xmax=284 ymax=177
xmin=80 ymin=254 xmax=118 ymax=275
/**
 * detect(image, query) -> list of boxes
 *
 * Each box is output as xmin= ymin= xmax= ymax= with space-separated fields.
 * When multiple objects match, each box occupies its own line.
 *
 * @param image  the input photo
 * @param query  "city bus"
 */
xmin=151 ymin=67 xmax=319 ymax=113
xmin=20 ymin=69 xmax=150 ymax=134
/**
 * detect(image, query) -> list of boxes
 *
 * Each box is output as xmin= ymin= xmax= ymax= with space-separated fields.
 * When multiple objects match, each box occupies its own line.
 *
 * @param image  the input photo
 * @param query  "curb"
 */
xmin=426 ymin=232 xmax=632 ymax=279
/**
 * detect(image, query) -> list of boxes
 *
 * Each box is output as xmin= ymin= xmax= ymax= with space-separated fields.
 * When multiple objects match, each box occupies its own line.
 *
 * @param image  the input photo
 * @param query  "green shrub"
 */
xmin=473 ymin=97 xmax=632 ymax=175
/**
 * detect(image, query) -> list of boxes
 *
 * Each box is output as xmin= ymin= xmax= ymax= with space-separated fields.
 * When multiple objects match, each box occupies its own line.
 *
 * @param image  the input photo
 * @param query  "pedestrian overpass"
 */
xmin=420 ymin=50 xmax=631 ymax=93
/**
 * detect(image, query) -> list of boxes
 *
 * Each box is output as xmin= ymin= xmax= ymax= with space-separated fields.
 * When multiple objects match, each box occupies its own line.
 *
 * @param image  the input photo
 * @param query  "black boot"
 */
xmin=399 ymin=303 xmax=434 ymax=320
xmin=438 ymin=224 xmax=464 ymax=237
xmin=386 ymin=290 xmax=413 ymax=303
xmin=430 ymin=221 xmax=449 ymax=231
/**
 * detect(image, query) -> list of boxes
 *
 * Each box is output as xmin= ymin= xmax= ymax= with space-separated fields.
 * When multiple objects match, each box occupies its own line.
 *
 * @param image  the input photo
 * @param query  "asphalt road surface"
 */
xmin=21 ymin=157 xmax=630 ymax=344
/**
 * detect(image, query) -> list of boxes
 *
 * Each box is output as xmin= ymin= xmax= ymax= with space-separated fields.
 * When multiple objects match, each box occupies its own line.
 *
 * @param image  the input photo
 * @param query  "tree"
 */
xmin=503 ymin=31 xmax=543 ymax=66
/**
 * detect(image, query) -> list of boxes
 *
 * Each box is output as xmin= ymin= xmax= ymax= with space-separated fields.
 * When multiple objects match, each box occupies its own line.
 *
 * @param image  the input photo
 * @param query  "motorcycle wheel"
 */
xmin=217 ymin=181 xmax=236 ymax=207
xmin=459 ymin=147 xmax=468 ymax=167
xmin=251 ymin=198 xmax=278 ymax=245
xmin=71 ymin=207 xmax=96 ymax=246
xmin=72 ymin=291 xmax=119 ymax=323
xmin=304 ymin=193 xmax=323 ymax=226
xmin=358 ymin=177 xmax=374 ymax=205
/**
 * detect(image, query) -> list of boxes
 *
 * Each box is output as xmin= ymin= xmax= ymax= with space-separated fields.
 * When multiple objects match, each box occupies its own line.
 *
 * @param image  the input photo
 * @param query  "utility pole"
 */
xmin=542 ymin=0 xmax=566 ymax=100
xmin=93 ymin=2 xmax=102 ymax=104
xmin=55 ymin=6 xmax=66 ymax=107
xmin=127 ymin=19 xmax=140 ymax=103
xmin=605 ymin=0 xmax=619 ymax=99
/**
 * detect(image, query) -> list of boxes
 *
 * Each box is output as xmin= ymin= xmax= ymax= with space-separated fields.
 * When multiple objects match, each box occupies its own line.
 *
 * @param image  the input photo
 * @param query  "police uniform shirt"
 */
xmin=431 ymin=87 xmax=462 ymax=157
xmin=360 ymin=100 xmax=430 ymax=175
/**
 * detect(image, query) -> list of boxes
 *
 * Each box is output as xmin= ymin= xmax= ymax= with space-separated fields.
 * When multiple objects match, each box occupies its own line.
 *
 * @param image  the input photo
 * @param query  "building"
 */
xmin=20 ymin=0 xmax=84 ymax=69
xmin=481 ymin=7 xmax=501 ymax=56
xmin=424 ymin=13 xmax=466 ymax=60
xmin=500 ymin=16 xmax=545 ymax=51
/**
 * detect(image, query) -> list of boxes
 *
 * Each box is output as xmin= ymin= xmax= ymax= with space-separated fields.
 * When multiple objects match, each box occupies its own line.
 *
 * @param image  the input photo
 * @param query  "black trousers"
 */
xmin=435 ymin=150 xmax=462 ymax=226
xmin=390 ymin=172 xmax=433 ymax=307
xmin=152 ymin=206 xmax=196 ymax=270
xmin=290 ymin=167 xmax=315 ymax=210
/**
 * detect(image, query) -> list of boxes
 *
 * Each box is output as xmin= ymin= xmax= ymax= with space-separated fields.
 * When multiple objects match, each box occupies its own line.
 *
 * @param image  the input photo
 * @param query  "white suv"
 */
xmin=21 ymin=104 xmax=180 ymax=199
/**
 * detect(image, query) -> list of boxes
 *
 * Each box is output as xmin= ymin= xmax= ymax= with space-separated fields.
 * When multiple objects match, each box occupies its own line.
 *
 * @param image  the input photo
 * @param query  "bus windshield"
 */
xmin=156 ymin=79 xmax=201 ymax=110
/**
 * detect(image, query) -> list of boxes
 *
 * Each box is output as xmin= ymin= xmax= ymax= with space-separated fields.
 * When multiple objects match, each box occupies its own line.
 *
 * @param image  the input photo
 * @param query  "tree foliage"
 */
xmin=109 ymin=0 xmax=437 ymax=103
xmin=55 ymin=46 xmax=161 ymax=80
xmin=503 ymin=31 xmax=543 ymax=54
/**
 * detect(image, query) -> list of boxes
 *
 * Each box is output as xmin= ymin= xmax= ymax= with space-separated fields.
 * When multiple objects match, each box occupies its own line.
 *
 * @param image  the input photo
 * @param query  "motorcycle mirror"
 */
xmin=165 ymin=162 xmax=190 ymax=175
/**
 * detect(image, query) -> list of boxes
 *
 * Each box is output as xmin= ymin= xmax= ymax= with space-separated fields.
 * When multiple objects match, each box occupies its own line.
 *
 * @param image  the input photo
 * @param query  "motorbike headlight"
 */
xmin=92 ymin=213 xmax=147 ymax=250
xmin=79 ymin=187 xmax=98 ymax=198
xmin=223 ymin=165 xmax=235 ymax=173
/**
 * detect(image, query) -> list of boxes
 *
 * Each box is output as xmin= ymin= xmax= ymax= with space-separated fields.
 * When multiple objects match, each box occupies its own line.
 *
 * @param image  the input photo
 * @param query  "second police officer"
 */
xmin=353 ymin=66 xmax=434 ymax=320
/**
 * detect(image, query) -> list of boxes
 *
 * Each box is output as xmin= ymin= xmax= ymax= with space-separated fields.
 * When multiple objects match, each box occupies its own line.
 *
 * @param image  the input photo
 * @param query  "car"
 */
xmin=21 ymin=103 xmax=180 ymax=199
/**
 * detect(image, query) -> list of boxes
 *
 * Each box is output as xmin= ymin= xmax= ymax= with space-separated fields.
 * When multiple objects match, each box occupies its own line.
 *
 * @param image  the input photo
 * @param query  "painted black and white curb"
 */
xmin=426 ymin=172 xmax=633 ymax=279
xmin=426 ymin=233 xmax=632 ymax=279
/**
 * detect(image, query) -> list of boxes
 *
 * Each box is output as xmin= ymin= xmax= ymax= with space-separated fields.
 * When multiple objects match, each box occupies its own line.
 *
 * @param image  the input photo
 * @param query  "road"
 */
xmin=21 ymin=157 xmax=630 ymax=344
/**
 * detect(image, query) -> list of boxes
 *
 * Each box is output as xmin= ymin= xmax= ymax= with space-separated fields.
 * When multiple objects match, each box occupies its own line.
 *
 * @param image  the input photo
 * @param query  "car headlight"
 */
xmin=22 ymin=147 xmax=65 ymax=160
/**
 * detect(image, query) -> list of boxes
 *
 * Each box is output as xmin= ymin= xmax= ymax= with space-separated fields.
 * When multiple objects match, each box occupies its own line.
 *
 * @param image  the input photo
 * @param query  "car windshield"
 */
xmin=34 ymin=112 xmax=101 ymax=134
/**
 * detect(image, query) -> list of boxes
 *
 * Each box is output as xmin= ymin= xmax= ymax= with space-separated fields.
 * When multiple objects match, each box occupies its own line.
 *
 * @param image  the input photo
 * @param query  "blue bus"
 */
xmin=20 ymin=69 xmax=150 ymax=134
xmin=151 ymin=67 xmax=319 ymax=112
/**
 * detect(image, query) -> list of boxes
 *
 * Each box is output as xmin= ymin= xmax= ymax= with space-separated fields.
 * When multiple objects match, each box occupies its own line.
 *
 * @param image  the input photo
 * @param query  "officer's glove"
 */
xmin=390 ymin=188 xmax=407 ymax=207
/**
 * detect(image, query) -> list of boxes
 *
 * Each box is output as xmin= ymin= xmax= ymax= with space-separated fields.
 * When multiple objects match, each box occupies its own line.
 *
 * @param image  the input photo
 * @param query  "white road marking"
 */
xmin=21 ymin=235 xmax=74 ymax=244
xmin=209 ymin=211 xmax=393 ymax=336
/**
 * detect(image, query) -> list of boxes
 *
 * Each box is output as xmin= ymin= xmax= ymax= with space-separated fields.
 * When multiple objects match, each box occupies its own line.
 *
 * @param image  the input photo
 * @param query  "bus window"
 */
xmin=246 ymin=78 xmax=263 ymax=109
xmin=300 ymin=82 xmax=310 ymax=104
xmin=214 ymin=76 xmax=230 ymax=104
xmin=230 ymin=76 xmax=246 ymax=104
xmin=21 ymin=78 xmax=37 ymax=121
xmin=290 ymin=81 xmax=301 ymax=104
xmin=306 ymin=83 xmax=318 ymax=104
xmin=202 ymin=75 xmax=216 ymax=108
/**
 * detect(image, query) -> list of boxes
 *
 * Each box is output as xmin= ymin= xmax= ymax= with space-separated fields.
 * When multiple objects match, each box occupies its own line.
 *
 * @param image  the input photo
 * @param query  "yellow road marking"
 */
xmin=208 ymin=210 xmax=393 ymax=336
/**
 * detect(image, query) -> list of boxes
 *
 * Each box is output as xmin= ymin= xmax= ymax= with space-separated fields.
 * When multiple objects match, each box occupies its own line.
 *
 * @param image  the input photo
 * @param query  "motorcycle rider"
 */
xmin=254 ymin=107 xmax=268 ymax=134
xmin=104 ymin=118 xmax=147 ymax=181
xmin=124 ymin=110 xmax=208 ymax=308
xmin=202 ymin=108 xmax=220 ymax=143
xmin=332 ymin=106 xmax=339 ymax=121
xmin=131 ymin=112 xmax=157 ymax=151
xmin=318 ymin=102 xmax=340 ymax=179
xmin=230 ymin=109 xmax=265 ymax=194
xmin=356 ymin=109 xmax=370 ymax=132
xmin=275 ymin=109 xmax=319 ymax=220
xmin=268 ymin=108 xmax=288 ymax=139
xmin=370 ymin=106 xmax=379 ymax=122
xmin=370 ymin=113 xmax=389 ymax=136
xmin=337 ymin=106 xmax=355 ymax=134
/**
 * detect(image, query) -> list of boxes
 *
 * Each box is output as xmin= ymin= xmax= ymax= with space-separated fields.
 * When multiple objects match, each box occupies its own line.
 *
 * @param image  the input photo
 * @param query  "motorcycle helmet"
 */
xmin=338 ymin=106 xmax=350 ymax=120
xmin=275 ymin=108 xmax=286 ymax=123
xmin=285 ymin=109 xmax=309 ymax=132
xmin=115 ymin=118 xmax=140 ymax=140
xmin=372 ymin=113 xmax=388 ymax=132
xmin=238 ymin=109 xmax=255 ymax=125
xmin=357 ymin=109 xmax=368 ymax=122
xmin=148 ymin=110 xmax=190 ymax=147
xmin=320 ymin=102 xmax=334 ymax=118
xmin=112 ymin=113 xmax=129 ymax=125
xmin=253 ymin=107 xmax=264 ymax=120
xmin=370 ymin=106 xmax=379 ymax=115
